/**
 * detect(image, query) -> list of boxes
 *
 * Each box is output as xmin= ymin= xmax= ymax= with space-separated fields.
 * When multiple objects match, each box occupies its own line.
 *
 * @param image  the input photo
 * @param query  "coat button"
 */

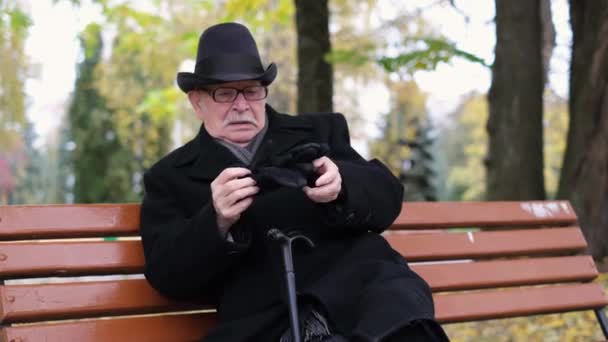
xmin=346 ymin=212 xmax=355 ymax=222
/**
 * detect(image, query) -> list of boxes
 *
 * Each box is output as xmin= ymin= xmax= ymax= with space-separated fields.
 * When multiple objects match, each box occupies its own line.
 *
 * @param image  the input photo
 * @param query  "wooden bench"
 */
xmin=0 ymin=201 xmax=607 ymax=341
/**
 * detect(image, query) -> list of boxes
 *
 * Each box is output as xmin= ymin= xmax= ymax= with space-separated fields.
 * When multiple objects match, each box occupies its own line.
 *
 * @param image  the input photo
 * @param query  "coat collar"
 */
xmin=174 ymin=105 xmax=313 ymax=181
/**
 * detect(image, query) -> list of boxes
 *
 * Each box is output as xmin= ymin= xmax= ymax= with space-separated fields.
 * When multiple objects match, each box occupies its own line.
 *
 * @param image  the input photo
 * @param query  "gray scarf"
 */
xmin=214 ymin=115 xmax=269 ymax=165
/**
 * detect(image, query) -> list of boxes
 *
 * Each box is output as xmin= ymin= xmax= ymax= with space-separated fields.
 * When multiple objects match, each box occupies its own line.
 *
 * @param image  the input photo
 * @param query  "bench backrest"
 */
xmin=0 ymin=201 xmax=606 ymax=341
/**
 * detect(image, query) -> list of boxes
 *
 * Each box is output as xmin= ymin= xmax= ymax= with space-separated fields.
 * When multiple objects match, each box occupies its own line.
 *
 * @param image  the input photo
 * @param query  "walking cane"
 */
xmin=267 ymin=228 xmax=315 ymax=342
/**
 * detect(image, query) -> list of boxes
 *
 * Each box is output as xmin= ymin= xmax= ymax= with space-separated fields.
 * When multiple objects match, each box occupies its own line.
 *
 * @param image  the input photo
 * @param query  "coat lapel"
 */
xmin=173 ymin=125 xmax=242 ymax=181
xmin=250 ymin=106 xmax=314 ymax=167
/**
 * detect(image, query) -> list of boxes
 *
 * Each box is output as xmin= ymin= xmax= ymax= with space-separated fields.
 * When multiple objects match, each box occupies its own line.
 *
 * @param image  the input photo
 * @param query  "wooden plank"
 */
xmin=0 ymin=204 xmax=140 ymax=240
xmin=0 ymin=241 xmax=144 ymax=279
xmin=0 ymin=312 xmax=216 ymax=342
xmin=392 ymin=201 xmax=577 ymax=229
xmin=0 ymin=256 xmax=598 ymax=324
xmin=0 ymin=228 xmax=587 ymax=279
xmin=0 ymin=201 xmax=578 ymax=239
xmin=2 ymin=284 xmax=606 ymax=339
xmin=412 ymin=255 xmax=598 ymax=291
xmin=435 ymin=283 xmax=608 ymax=323
xmin=386 ymin=227 xmax=587 ymax=261
xmin=0 ymin=279 xmax=211 ymax=323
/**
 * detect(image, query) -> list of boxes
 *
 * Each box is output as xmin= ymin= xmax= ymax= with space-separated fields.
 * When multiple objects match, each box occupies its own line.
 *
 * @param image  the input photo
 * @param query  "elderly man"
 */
xmin=141 ymin=22 xmax=449 ymax=342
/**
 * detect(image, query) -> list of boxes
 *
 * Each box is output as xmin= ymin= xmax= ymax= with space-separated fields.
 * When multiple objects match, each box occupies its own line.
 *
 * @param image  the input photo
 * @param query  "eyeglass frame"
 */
xmin=201 ymin=85 xmax=269 ymax=103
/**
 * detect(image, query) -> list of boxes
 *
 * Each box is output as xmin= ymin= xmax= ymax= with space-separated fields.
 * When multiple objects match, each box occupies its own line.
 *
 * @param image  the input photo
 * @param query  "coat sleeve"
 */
xmin=323 ymin=113 xmax=404 ymax=233
xmin=140 ymin=166 xmax=250 ymax=300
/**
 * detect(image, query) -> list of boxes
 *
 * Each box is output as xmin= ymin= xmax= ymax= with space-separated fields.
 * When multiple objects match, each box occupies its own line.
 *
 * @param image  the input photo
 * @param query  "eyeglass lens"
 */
xmin=212 ymin=86 xmax=267 ymax=102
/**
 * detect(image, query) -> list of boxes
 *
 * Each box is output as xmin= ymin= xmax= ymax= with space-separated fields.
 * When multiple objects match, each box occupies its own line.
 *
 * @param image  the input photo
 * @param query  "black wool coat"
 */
xmin=140 ymin=105 xmax=441 ymax=342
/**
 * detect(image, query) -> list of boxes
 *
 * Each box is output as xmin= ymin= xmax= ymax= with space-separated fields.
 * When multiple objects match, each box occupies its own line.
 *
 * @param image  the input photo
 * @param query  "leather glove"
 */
xmin=252 ymin=142 xmax=330 ymax=189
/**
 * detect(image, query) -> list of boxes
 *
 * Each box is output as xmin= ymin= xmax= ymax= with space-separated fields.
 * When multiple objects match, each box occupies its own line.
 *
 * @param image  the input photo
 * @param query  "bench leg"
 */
xmin=595 ymin=308 xmax=608 ymax=338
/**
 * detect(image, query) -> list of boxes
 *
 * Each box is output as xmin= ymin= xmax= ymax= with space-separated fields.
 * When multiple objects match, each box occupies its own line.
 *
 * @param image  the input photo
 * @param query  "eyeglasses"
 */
xmin=204 ymin=86 xmax=268 ymax=103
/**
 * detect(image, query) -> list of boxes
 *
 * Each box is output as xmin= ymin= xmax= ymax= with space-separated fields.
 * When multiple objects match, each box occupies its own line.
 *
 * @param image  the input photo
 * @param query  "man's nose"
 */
xmin=233 ymin=93 xmax=249 ymax=111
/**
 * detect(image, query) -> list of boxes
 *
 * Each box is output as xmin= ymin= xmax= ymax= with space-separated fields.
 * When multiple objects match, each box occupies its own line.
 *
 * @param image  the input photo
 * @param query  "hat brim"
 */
xmin=176 ymin=63 xmax=277 ymax=93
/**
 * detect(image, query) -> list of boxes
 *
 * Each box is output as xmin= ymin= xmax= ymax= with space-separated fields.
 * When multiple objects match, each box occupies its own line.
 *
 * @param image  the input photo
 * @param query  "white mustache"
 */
xmin=224 ymin=113 xmax=256 ymax=126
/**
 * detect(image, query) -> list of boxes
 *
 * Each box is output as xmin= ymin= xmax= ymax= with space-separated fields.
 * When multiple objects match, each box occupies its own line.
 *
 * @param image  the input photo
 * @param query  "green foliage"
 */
xmin=400 ymin=119 xmax=437 ymax=201
xmin=327 ymin=37 xmax=489 ymax=77
xmin=369 ymin=80 xmax=436 ymax=201
xmin=370 ymin=81 xmax=428 ymax=172
xmin=543 ymin=90 xmax=568 ymax=198
xmin=222 ymin=0 xmax=294 ymax=29
xmin=5 ymin=6 xmax=32 ymax=31
xmin=10 ymin=122 xmax=47 ymax=204
xmin=325 ymin=1 xmax=384 ymax=83
xmin=51 ymin=0 xmax=88 ymax=5
xmin=48 ymin=123 xmax=73 ymax=204
xmin=435 ymin=93 xmax=488 ymax=201
xmin=86 ymin=0 xmax=299 ymax=199
xmin=80 ymin=23 xmax=103 ymax=59
xmin=15 ymin=0 xmax=516 ymax=206
xmin=105 ymin=3 xmax=163 ymax=28
xmin=0 ymin=1 xmax=31 ymax=203
xmin=57 ymin=0 xmax=301 ymax=203
xmin=326 ymin=9 xmax=487 ymax=139
xmin=0 ymin=1 xmax=30 ymax=152
xmin=67 ymin=23 xmax=137 ymax=203
xmin=378 ymin=37 xmax=488 ymax=74
xmin=326 ymin=47 xmax=374 ymax=67
xmin=217 ymin=0 xmax=297 ymax=113
xmin=136 ymin=88 xmax=181 ymax=125
xmin=434 ymin=90 xmax=569 ymax=202
xmin=92 ymin=1 xmax=188 ymax=190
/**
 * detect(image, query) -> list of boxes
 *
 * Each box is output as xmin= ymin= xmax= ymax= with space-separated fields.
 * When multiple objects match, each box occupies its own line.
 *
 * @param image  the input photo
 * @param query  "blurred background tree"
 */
xmin=370 ymin=80 xmax=437 ymax=201
xmin=558 ymin=0 xmax=608 ymax=260
xmin=295 ymin=0 xmax=332 ymax=113
xmin=438 ymin=93 xmax=488 ymax=201
xmin=67 ymin=23 xmax=134 ymax=202
xmin=0 ymin=0 xmax=31 ymax=203
xmin=1 ymin=0 xmax=607 ymax=264
xmin=398 ymin=118 xmax=437 ymax=201
xmin=486 ymin=0 xmax=546 ymax=201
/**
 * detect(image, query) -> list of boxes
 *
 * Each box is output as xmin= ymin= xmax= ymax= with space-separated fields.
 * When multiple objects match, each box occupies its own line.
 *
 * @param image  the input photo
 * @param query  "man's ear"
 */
xmin=187 ymin=91 xmax=205 ymax=121
xmin=187 ymin=90 xmax=202 ymax=110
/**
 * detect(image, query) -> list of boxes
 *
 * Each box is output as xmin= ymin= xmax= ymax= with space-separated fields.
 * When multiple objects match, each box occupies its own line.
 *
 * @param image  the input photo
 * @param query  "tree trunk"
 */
xmin=558 ymin=1 xmax=608 ymax=260
xmin=294 ymin=0 xmax=333 ymax=113
xmin=486 ymin=0 xmax=546 ymax=200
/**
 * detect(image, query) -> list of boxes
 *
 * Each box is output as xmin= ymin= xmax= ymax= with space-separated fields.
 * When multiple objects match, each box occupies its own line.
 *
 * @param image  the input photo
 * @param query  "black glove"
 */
xmin=252 ymin=142 xmax=330 ymax=189
xmin=270 ymin=142 xmax=330 ymax=168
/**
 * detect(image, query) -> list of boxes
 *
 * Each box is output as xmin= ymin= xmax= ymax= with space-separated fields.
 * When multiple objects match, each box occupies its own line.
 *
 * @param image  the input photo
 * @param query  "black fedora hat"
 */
xmin=176 ymin=22 xmax=277 ymax=93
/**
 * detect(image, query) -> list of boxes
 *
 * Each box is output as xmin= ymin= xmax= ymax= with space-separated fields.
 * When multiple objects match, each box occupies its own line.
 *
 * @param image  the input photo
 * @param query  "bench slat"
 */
xmin=2 ymin=284 xmax=605 ymax=340
xmin=0 ymin=312 xmax=215 ymax=342
xmin=0 ymin=227 xmax=587 ymax=279
xmin=0 ymin=279 xmax=211 ymax=323
xmin=0 ymin=204 xmax=140 ymax=240
xmin=435 ymin=283 xmax=608 ymax=323
xmin=412 ymin=255 xmax=598 ymax=291
xmin=0 ymin=241 xmax=144 ymax=279
xmin=0 ymin=201 xmax=577 ymax=240
xmin=0 ymin=256 xmax=598 ymax=324
xmin=392 ymin=201 xmax=577 ymax=229
xmin=387 ymin=227 xmax=586 ymax=261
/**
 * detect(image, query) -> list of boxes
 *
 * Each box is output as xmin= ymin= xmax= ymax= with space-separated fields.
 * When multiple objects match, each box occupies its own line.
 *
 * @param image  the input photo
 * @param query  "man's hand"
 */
xmin=303 ymin=156 xmax=342 ymax=203
xmin=211 ymin=167 xmax=259 ymax=235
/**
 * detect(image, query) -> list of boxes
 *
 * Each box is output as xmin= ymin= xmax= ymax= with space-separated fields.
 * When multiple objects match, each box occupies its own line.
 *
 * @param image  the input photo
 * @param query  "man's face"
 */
xmin=188 ymin=80 xmax=267 ymax=146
